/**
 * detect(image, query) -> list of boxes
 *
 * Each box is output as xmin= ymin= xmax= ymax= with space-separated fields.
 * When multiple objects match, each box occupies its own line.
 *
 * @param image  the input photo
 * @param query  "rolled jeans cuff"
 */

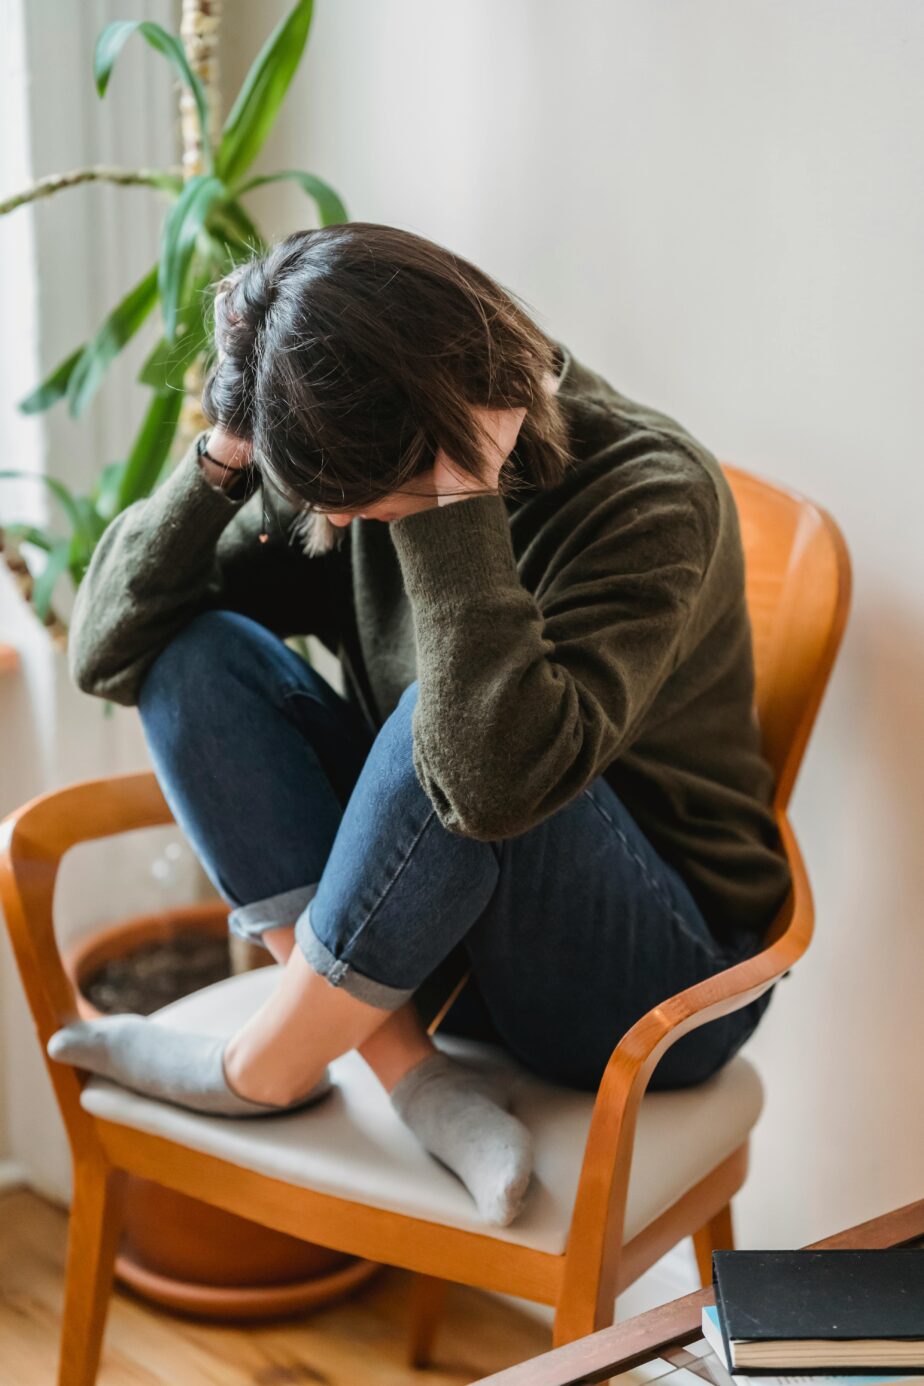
xmin=295 ymin=899 xmax=415 ymax=1011
xmin=227 ymin=883 xmax=319 ymax=949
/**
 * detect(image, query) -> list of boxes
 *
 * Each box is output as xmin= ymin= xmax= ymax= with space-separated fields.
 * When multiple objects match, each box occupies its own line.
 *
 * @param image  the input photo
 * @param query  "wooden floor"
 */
xmin=0 ymin=1189 xmax=550 ymax=1385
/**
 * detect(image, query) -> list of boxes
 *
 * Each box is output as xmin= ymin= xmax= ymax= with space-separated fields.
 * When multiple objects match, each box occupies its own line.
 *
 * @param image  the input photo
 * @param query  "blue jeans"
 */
xmin=137 ymin=610 xmax=773 ymax=1092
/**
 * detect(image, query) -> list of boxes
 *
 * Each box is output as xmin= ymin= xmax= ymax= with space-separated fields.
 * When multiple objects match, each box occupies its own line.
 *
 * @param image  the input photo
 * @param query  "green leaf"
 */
xmin=73 ymin=495 xmax=107 ymax=547
xmin=0 ymin=470 xmax=90 ymax=546
xmin=94 ymin=21 xmax=213 ymax=172
xmin=234 ymin=169 xmax=348 ymax=227
xmin=159 ymin=174 xmax=228 ymax=343
xmin=146 ymin=171 xmax=185 ymax=197
xmin=1 ymin=522 xmax=55 ymax=552
xmin=140 ymin=253 xmax=219 ymax=391
xmin=138 ymin=317 xmax=207 ymax=394
xmin=216 ymin=0 xmax=314 ymax=185
xmin=114 ymin=390 xmax=184 ymax=511
xmin=32 ymin=539 xmax=72 ymax=621
xmin=18 ymin=346 xmax=85 ymax=416
xmin=91 ymin=461 xmax=129 ymax=522
xmin=66 ymin=265 xmax=160 ymax=419
xmin=208 ymin=199 xmax=266 ymax=258
xmin=139 ymin=287 xmax=210 ymax=392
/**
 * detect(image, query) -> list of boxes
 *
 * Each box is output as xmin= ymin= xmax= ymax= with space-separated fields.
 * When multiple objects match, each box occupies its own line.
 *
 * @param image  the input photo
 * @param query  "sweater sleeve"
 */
xmin=68 ymin=429 xmax=345 ymax=707
xmin=388 ymin=464 xmax=719 ymax=840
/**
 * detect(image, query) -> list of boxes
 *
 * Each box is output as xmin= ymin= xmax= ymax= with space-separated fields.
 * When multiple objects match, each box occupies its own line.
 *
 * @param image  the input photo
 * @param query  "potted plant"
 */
xmin=0 ymin=0 xmax=378 ymax=1319
xmin=62 ymin=899 xmax=378 ymax=1319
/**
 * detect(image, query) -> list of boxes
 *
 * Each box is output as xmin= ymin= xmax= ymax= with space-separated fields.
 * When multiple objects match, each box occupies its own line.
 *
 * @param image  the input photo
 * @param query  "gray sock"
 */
xmin=390 ymin=1053 xmax=533 ymax=1226
xmin=47 ymin=1016 xmax=331 ymax=1118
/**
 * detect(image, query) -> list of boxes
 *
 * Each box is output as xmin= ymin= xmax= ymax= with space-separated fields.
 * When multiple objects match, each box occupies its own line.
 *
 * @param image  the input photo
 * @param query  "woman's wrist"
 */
xmin=197 ymin=427 xmax=254 ymax=491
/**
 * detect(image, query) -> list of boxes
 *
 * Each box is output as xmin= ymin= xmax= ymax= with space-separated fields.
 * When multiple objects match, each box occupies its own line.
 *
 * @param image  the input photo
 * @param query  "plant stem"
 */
xmin=0 ymin=166 xmax=182 ymax=216
xmin=180 ymin=0 xmax=223 ymax=179
xmin=0 ymin=529 xmax=68 ymax=649
xmin=177 ymin=0 xmax=224 ymax=448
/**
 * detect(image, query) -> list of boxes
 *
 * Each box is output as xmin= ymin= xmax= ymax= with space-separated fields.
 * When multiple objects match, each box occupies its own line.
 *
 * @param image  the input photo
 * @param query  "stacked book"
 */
xmin=700 ymin=1250 xmax=924 ymax=1384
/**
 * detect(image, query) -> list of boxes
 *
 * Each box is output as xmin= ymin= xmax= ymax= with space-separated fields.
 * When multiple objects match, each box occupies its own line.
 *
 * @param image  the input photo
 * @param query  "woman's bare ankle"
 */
xmin=262 ymin=923 xmax=297 ymax=964
xmin=359 ymin=1004 xmax=437 ymax=1092
xmin=223 ymin=1029 xmax=327 ymax=1107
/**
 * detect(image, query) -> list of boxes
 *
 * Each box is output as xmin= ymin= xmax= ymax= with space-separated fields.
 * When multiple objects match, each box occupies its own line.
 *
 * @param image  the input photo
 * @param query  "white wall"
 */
xmin=228 ymin=0 xmax=924 ymax=1248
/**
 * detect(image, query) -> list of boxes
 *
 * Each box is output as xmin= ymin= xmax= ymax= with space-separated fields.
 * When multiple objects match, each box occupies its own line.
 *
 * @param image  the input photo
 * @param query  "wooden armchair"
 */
xmin=0 ymin=464 xmax=851 ymax=1386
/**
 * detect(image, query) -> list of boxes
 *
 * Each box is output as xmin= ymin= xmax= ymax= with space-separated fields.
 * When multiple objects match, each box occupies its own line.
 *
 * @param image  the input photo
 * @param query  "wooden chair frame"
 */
xmin=0 ymin=465 xmax=851 ymax=1385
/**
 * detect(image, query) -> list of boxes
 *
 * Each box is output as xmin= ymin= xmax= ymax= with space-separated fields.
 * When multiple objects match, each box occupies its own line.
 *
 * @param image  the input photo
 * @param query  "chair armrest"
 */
xmin=595 ymin=809 xmax=809 ymax=1098
xmin=559 ymin=809 xmax=812 ymax=1326
xmin=0 ymin=770 xmax=170 ymax=863
xmin=0 ymin=770 xmax=172 ymax=1054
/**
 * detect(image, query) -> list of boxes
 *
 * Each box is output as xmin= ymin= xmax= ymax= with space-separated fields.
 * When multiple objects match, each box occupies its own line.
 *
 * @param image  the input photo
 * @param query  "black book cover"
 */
xmin=712 ymin=1249 xmax=924 ymax=1373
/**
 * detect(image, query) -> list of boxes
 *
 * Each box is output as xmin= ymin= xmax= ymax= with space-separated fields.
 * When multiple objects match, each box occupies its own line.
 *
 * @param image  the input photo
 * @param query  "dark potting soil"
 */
xmin=83 ymin=933 xmax=232 ymax=1015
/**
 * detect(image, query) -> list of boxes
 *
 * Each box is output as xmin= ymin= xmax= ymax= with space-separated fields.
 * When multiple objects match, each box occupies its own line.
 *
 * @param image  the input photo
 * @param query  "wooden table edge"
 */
xmin=475 ymin=1198 xmax=924 ymax=1386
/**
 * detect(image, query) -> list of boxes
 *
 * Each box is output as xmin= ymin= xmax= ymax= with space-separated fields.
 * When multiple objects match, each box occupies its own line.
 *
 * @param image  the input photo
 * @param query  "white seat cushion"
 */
xmin=80 ymin=966 xmax=763 ymax=1256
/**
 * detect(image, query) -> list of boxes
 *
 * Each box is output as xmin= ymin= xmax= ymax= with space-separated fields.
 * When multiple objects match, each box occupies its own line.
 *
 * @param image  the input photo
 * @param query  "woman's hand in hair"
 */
xmin=434 ymin=404 xmax=527 ymax=508
xmin=197 ymin=425 xmax=255 ymax=492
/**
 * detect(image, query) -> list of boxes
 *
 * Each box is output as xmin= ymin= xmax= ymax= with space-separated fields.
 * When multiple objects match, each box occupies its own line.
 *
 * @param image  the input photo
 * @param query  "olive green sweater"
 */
xmin=68 ymin=342 xmax=792 ymax=945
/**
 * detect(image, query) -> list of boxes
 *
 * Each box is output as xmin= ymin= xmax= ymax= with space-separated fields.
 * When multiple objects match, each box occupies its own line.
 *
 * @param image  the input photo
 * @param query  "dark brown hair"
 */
xmin=201 ymin=223 xmax=570 ymax=555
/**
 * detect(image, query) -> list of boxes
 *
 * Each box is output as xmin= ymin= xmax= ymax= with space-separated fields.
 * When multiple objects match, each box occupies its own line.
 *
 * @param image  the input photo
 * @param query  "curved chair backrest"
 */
xmin=563 ymin=469 xmax=852 ymax=1325
xmin=722 ymin=464 xmax=852 ymax=810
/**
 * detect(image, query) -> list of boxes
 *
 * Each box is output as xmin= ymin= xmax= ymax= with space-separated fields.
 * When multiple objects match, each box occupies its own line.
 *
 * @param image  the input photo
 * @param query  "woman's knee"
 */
xmin=329 ymin=678 xmax=447 ymax=836
xmin=138 ymin=609 xmax=311 ymax=716
xmin=365 ymin=679 xmax=419 ymax=771
xmin=394 ymin=677 xmax=419 ymax=720
xmin=139 ymin=610 xmax=249 ymax=710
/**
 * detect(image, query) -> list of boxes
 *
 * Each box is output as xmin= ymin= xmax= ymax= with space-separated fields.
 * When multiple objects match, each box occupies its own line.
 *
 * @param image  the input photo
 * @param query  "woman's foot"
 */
xmin=389 ymin=1052 xmax=533 ymax=1226
xmin=47 ymin=1016 xmax=331 ymax=1118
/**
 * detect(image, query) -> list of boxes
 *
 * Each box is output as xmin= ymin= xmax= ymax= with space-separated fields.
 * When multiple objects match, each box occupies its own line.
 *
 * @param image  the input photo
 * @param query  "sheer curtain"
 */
xmin=0 ymin=0 xmax=199 ymax=1200
xmin=0 ymin=0 xmax=43 ymax=534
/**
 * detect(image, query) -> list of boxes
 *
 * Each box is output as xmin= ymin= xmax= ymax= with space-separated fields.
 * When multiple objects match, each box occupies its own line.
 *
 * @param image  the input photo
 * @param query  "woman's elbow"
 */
xmin=427 ymin=780 xmax=542 ymax=844
xmin=67 ymin=639 xmax=141 ymax=707
xmin=412 ymin=731 xmax=578 ymax=842
xmin=68 ymin=640 xmax=105 ymax=698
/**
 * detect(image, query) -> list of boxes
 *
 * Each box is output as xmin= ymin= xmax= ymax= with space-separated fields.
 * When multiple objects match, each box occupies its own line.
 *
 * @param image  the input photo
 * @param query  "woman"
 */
xmin=49 ymin=224 xmax=792 ymax=1226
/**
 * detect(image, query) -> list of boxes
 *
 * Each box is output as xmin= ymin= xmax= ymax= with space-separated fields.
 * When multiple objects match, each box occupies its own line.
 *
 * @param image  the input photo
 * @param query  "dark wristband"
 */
xmin=196 ymin=432 xmax=254 ymax=474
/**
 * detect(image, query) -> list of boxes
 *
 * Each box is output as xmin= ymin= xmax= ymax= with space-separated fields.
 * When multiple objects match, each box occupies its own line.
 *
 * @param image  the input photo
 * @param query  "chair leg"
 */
xmin=58 ymin=1159 xmax=124 ymax=1386
xmin=407 ymin=1273 xmax=449 ymax=1369
xmin=692 ymin=1200 xmax=735 ymax=1287
xmin=553 ymin=1268 xmax=620 ymax=1349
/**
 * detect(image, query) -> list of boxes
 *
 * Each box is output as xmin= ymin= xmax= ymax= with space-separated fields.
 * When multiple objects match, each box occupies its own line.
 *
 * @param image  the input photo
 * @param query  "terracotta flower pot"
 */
xmin=64 ymin=902 xmax=379 ymax=1320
